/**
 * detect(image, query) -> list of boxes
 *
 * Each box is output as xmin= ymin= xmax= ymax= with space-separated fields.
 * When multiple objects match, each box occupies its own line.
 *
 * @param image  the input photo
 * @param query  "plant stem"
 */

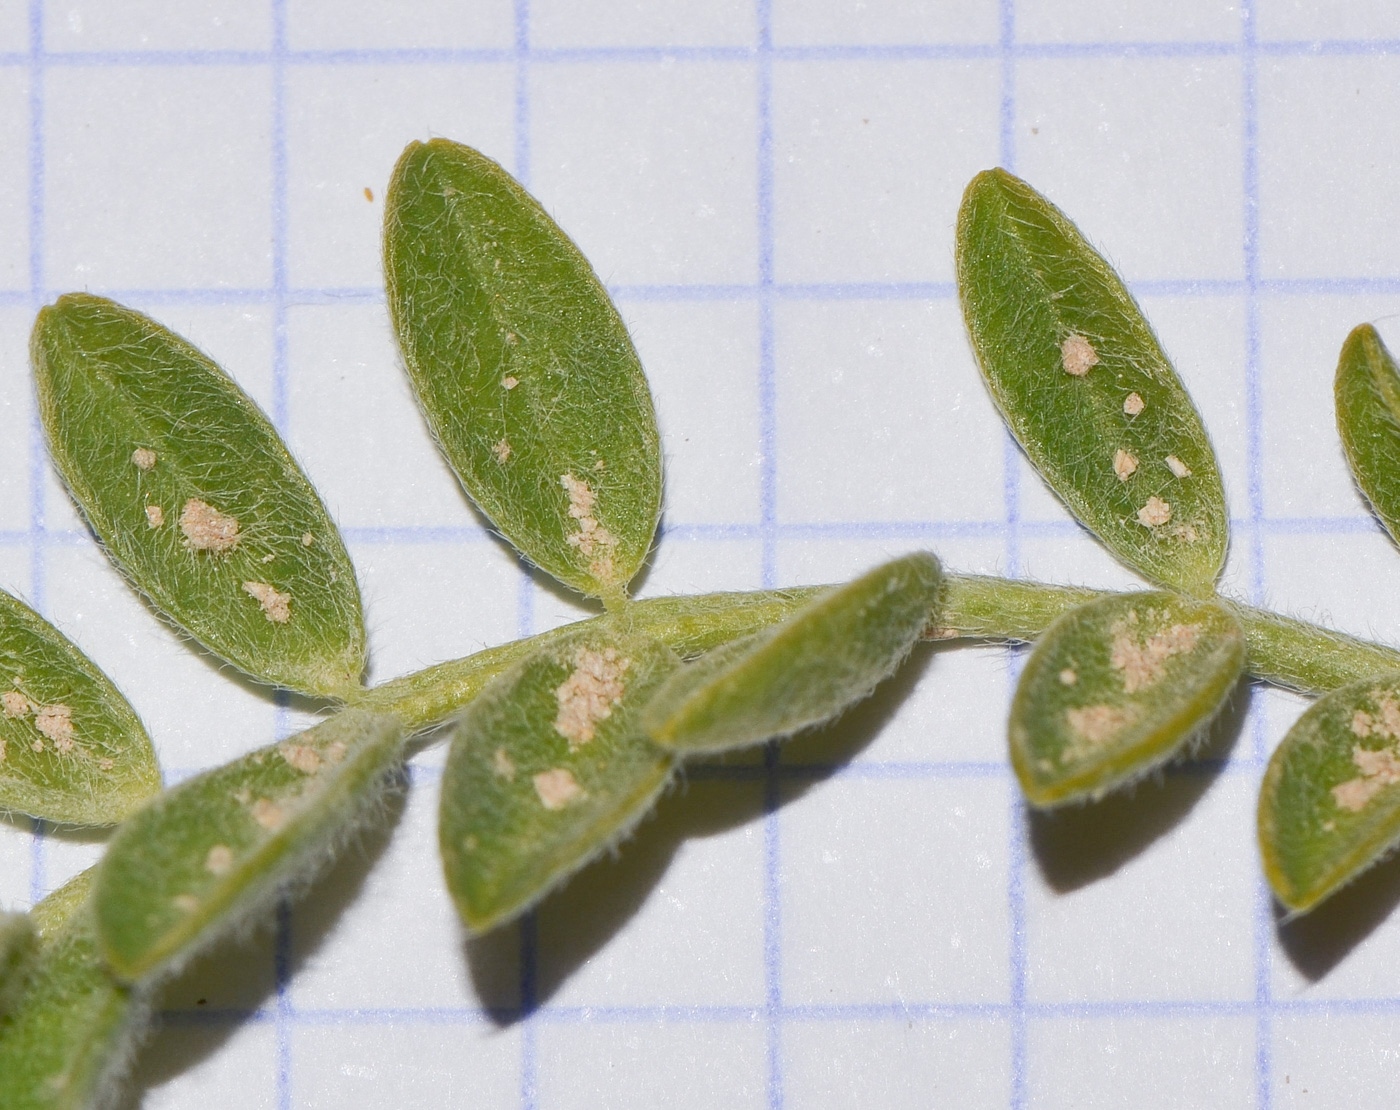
xmin=355 ymin=587 xmax=823 ymax=731
xmin=354 ymin=572 xmax=1400 ymax=735
xmin=933 ymin=573 xmax=1101 ymax=641
xmin=1217 ymin=602 xmax=1400 ymax=693
xmin=939 ymin=573 xmax=1400 ymax=695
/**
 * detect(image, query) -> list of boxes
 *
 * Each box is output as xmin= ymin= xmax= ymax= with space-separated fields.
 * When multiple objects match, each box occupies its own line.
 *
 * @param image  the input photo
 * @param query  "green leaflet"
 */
xmin=1258 ymin=674 xmax=1400 ymax=913
xmin=0 ymin=871 xmax=142 ymax=1110
xmin=0 ymin=589 xmax=159 ymax=825
xmin=31 ymin=294 xmax=366 ymax=698
xmin=384 ymin=139 xmax=662 ymax=606
xmin=0 ymin=912 xmax=36 ymax=1019
xmin=1336 ymin=323 xmax=1400 ymax=547
xmin=1010 ymin=591 xmax=1244 ymax=806
xmin=439 ymin=628 xmax=679 ymax=934
xmin=642 ymin=552 xmax=943 ymax=754
xmin=956 ymin=169 xmax=1227 ymax=597
xmin=94 ymin=710 xmax=403 ymax=982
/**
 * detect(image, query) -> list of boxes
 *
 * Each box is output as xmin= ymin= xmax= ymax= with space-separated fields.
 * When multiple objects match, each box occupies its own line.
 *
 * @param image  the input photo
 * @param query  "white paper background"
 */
xmin=3 ymin=1 xmax=1400 ymax=1107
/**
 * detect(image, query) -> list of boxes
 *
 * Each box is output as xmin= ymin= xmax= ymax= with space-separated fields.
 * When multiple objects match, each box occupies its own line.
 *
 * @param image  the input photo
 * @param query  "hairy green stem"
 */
xmin=352 ymin=573 xmax=1400 ymax=738
xmin=354 ymin=587 xmax=824 ymax=730
xmin=933 ymin=574 xmax=1101 ymax=641
xmin=939 ymin=574 xmax=1400 ymax=695
xmin=1214 ymin=603 xmax=1400 ymax=693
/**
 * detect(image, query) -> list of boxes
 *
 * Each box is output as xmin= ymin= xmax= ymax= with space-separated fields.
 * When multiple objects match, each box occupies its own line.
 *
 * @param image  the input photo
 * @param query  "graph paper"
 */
xmin=3 ymin=0 xmax=1400 ymax=1106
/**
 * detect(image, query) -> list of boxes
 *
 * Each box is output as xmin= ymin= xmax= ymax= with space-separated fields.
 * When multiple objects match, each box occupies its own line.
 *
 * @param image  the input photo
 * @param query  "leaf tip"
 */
xmin=964 ymin=165 xmax=1016 ymax=195
xmin=1345 ymin=320 xmax=1381 ymax=346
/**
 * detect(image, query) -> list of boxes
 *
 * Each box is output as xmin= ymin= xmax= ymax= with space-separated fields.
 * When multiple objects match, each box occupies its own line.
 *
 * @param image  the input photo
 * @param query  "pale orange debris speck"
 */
xmin=181 ymin=499 xmax=240 ymax=553
xmin=534 ymin=768 xmax=584 ymax=810
xmin=244 ymin=581 xmax=292 ymax=623
xmin=1061 ymin=335 xmax=1100 ymax=377
xmin=1137 ymin=497 xmax=1172 ymax=527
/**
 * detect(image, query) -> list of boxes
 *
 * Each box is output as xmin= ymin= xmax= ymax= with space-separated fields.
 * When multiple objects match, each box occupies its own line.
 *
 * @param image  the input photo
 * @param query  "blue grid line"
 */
xmin=39 ymin=48 xmax=274 ymax=66
xmin=11 ymin=37 xmax=1400 ymax=71
xmin=274 ymin=897 xmax=294 ymax=1110
xmin=753 ymin=4 xmax=787 ymax=1107
xmin=0 ymin=511 xmax=1390 ymax=553
xmin=513 ymin=0 xmax=532 ymax=199
xmin=1260 ymin=39 xmax=1400 ymax=57
xmin=1242 ymin=8 xmax=1267 ymax=688
xmin=216 ymin=990 xmax=1400 ymax=1023
xmin=1240 ymin=4 xmax=1274 ymax=1107
xmin=269 ymin=35 xmax=291 ymax=439
xmin=772 ymin=43 xmax=998 ymax=62
xmin=23 ymin=0 xmax=47 ymax=911
xmin=1257 ymin=515 xmax=1385 ymax=536
xmin=510 ymin=7 xmax=540 ymax=1110
xmin=12 ymin=274 xmax=1400 ymax=310
xmin=1259 ymin=277 xmax=1400 ymax=295
xmin=265 ymin=4 xmax=299 ymax=1108
xmin=755 ymin=30 xmax=778 ymax=593
xmin=154 ymin=996 xmax=1271 ymax=1026
xmin=1007 ymin=40 xmax=1241 ymax=59
xmin=512 ymin=0 xmax=537 ymax=789
xmin=765 ymin=281 xmax=959 ymax=300
xmin=172 ymin=987 xmax=1400 ymax=1035
xmin=519 ymin=908 xmax=540 ymax=1110
xmin=996 ymin=2 xmax=1033 ymax=1107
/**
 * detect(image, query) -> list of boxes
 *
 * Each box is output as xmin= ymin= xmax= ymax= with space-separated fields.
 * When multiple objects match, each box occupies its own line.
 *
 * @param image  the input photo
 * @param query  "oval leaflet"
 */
xmin=0 ymin=589 xmax=159 ymax=825
xmin=1259 ymin=673 xmax=1400 ymax=913
xmin=1336 ymin=323 xmax=1400 ymax=548
xmin=643 ymin=552 xmax=943 ymax=754
xmin=31 ymin=294 xmax=367 ymax=698
xmin=384 ymin=139 xmax=662 ymax=606
xmin=956 ymin=169 xmax=1227 ymax=596
xmin=439 ymin=628 xmax=679 ymax=934
xmin=1010 ymin=591 xmax=1245 ymax=806
xmin=95 ymin=710 xmax=404 ymax=982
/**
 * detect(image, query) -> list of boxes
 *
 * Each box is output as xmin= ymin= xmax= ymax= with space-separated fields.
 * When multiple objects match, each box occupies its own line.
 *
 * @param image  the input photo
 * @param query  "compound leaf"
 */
xmin=1010 ymin=591 xmax=1244 ymax=806
xmin=1259 ymin=674 xmax=1400 ymax=913
xmin=440 ymin=628 xmax=678 ymax=934
xmin=95 ymin=710 xmax=403 ymax=982
xmin=1336 ymin=323 xmax=1400 ymax=548
xmin=956 ymin=169 xmax=1227 ymax=596
xmin=0 ymin=590 xmax=159 ymax=825
xmin=32 ymin=294 xmax=366 ymax=698
xmin=385 ymin=139 xmax=662 ymax=606
xmin=0 ymin=870 xmax=142 ymax=1110
xmin=643 ymin=552 xmax=943 ymax=754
